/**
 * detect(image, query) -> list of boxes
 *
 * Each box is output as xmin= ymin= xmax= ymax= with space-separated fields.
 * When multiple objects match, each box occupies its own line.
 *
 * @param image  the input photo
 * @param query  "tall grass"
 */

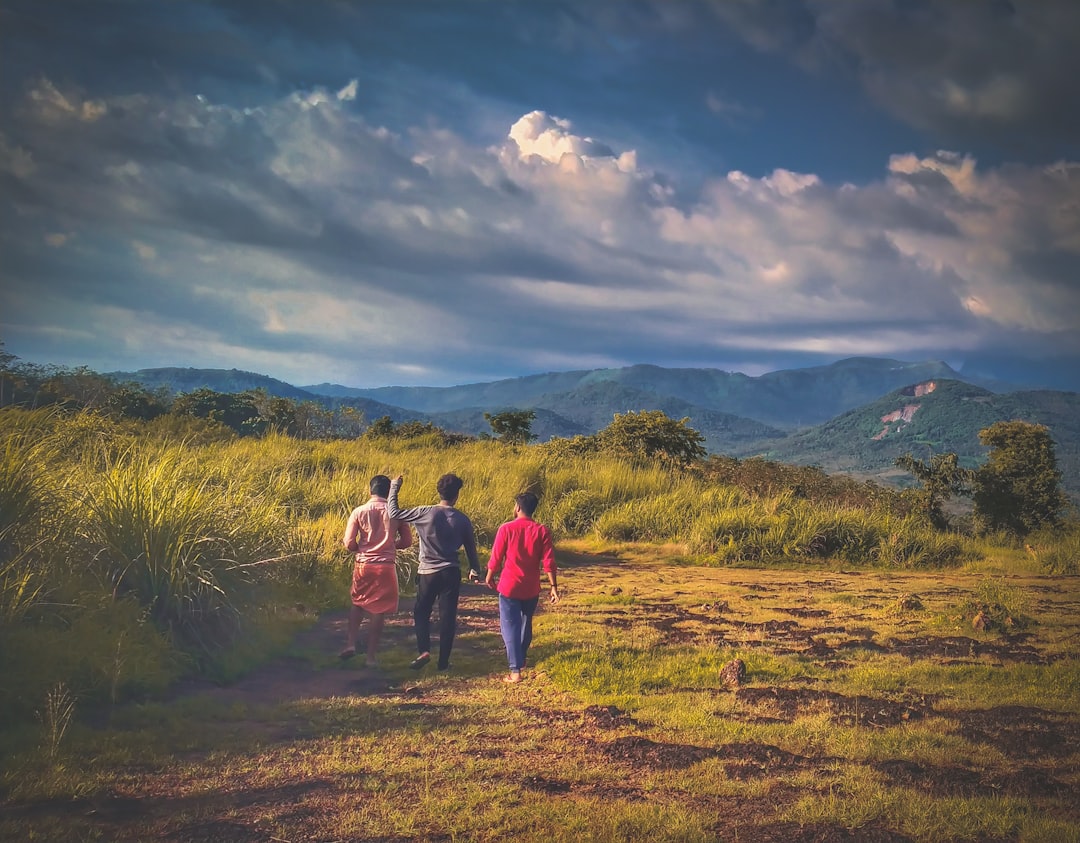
xmin=4 ymin=404 xmax=1075 ymax=725
xmin=77 ymin=447 xmax=278 ymax=649
xmin=0 ymin=414 xmax=59 ymax=624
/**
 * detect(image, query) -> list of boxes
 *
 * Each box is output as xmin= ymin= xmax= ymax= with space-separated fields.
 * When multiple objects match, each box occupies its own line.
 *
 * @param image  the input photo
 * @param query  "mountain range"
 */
xmin=112 ymin=357 xmax=1080 ymax=497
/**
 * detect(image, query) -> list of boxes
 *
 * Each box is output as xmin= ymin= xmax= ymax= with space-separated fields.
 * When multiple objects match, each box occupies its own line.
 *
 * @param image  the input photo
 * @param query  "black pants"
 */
xmin=414 ymin=566 xmax=461 ymax=669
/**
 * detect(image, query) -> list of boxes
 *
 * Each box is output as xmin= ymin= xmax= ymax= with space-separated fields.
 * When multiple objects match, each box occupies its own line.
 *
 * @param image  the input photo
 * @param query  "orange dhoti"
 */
xmin=351 ymin=562 xmax=399 ymax=615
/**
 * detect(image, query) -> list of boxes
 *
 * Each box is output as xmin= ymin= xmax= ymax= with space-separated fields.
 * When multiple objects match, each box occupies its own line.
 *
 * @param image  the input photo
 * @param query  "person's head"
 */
xmin=369 ymin=475 xmax=391 ymax=498
xmin=436 ymin=473 xmax=464 ymax=504
xmin=515 ymin=491 xmax=539 ymax=518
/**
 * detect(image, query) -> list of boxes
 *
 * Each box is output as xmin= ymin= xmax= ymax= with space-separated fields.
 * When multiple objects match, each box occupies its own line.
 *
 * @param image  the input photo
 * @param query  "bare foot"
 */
xmin=502 ymin=672 xmax=522 ymax=684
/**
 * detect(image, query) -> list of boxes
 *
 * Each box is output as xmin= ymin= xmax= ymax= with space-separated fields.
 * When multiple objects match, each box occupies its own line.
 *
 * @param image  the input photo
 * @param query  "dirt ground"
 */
xmin=4 ymin=558 xmax=1079 ymax=842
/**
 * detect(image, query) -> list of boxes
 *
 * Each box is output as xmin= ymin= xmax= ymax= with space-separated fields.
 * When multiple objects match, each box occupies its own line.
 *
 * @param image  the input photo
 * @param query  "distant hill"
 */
xmin=109 ymin=362 xmax=1080 ymax=498
xmin=111 ymin=367 xmax=317 ymax=401
xmin=425 ymin=407 xmax=588 ymax=442
xmin=744 ymin=379 xmax=1080 ymax=497
xmin=109 ymin=367 xmax=430 ymax=426
xmin=529 ymin=381 xmax=785 ymax=452
xmin=303 ymin=357 xmax=996 ymax=429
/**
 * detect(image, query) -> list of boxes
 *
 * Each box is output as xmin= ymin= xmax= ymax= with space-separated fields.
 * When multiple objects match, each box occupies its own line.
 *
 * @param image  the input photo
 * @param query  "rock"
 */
xmin=896 ymin=594 xmax=923 ymax=611
xmin=611 ymin=586 xmax=622 ymax=595
xmin=719 ymin=658 xmax=747 ymax=688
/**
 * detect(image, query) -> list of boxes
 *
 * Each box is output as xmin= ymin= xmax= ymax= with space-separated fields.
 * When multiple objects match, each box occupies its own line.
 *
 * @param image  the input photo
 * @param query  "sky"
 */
xmin=2 ymin=0 xmax=1080 ymax=389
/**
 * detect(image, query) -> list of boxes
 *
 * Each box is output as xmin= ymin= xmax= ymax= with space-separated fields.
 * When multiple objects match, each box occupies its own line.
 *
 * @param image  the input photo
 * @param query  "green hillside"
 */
xmin=530 ymin=381 xmax=785 ymax=452
xmin=748 ymin=379 xmax=1080 ymax=497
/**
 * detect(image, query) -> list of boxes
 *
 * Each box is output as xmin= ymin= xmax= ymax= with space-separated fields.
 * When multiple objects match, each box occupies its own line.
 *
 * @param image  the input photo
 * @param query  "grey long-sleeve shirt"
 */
xmin=387 ymin=478 xmax=481 ymax=576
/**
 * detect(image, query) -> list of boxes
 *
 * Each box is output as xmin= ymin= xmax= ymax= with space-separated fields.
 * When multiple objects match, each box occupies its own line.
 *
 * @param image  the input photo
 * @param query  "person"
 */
xmin=485 ymin=491 xmax=559 ymax=684
xmin=341 ymin=474 xmax=413 ymax=667
xmin=388 ymin=473 xmax=481 ymax=671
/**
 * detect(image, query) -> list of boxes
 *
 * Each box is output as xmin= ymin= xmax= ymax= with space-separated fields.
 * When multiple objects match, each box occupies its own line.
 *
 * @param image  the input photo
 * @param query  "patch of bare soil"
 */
xmin=714 ymin=742 xmax=818 ymax=780
xmin=872 ymin=759 xmax=1073 ymax=799
xmin=885 ymin=635 xmax=1049 ymax=664
xmin=582 ymin=703 xmax=638 ymax=729
xmin=589 ymin=596 xmax=1056 ymax=668
xmin=749 ymin=822 xmax=916 ymax=843
xmin=777 ymin=606 xmax=833 ymax=618
xmin=162 ymin=819 xmax=272 ymax=842
xmin=598 ymin=735 xmax=718 ymax=769
xmin=945 ymin=705 xmax=1080 ymax=760
xmin=521 ymin=774 xmax=573 ymax=794
xmin=169 ymin=585 xmax=501 ymax=708
xmin=733 ymin=687 xmax=939 ymax=728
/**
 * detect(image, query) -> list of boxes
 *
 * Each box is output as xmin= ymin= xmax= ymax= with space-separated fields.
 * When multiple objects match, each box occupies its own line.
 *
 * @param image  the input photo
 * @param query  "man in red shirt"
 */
xmin=485 ymin=491 xmax=559 ymax=683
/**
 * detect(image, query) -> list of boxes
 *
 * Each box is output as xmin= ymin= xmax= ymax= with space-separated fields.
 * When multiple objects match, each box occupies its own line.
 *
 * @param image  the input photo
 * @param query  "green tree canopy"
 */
xmin=894 ymin=451 xmax=974 ymax=529
xmin=973 ymin=421 xmax=1069 ymax=536
xmin=484 ymin=409 xmax=536 ymax=444
xmin=596 ymin=410 xmax=706 ymax=466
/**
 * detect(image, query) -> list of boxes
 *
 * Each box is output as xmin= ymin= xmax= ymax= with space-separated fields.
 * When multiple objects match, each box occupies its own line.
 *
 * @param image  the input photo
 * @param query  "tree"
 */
xmin=596 ymin=410 xmax=706 ymax=466
xmin=105 ymin=382 xmax=168 ymax=421
xmin=484 ymin=409 xmax=536 ymax=444
xmin=973 ymin=421 xmax=1069 ymax=536
xmin=894 ymin=451 xmax=974 ymax=529
xmin=364 ymin=415 xmax=396 ymax=438
xmin=171 ymin=388 xmax=262 ymax=435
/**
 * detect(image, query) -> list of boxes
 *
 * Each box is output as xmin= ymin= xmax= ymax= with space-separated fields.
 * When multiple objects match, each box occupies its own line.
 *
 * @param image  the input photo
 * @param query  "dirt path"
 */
xmin=175 ymin=581 xmax=505 ymax=705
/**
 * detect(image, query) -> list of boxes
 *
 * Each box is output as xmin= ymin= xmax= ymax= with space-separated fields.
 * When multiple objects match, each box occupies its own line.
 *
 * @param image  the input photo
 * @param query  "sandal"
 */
xmin=410 ymin=653 xmax=431 ymax=670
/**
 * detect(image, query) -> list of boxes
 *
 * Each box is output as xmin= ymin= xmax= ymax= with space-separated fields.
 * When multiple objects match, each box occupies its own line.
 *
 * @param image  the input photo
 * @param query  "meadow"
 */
xmin=1 ymin=406 xmax=1078 ymax=842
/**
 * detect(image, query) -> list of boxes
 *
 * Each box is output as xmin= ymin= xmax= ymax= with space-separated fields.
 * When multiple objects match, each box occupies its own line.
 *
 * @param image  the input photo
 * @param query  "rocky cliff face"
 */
xmin=871 ymin=382 xmax=936 ymax=440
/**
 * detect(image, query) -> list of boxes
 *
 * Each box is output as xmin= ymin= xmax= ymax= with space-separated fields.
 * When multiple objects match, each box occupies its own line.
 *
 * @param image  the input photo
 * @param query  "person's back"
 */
xmin=388 ymin=473 xmax=480 ymax=670
xmin=486 ymin=492 xmax=558 ymax=683
xmin=392 ymin=499 xmax=477 ymax=574
xmin=340 ymin=475 xmax=412 ymax=666
xmin=489 ymin=516 xmax=554 ymax=600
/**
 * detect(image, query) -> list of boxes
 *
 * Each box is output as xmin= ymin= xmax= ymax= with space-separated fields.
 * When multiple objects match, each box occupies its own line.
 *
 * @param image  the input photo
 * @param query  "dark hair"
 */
xmin=370 ymin=475 xmax=391 ymax=497
xmin=515 ymin=492 xmax=539 ymax=517
xmin=436 ymin=473 xmax=464 ymax=502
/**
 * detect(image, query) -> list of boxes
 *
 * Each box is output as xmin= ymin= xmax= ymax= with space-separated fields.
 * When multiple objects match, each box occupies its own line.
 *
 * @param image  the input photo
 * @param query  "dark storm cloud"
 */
xmin=701 ymin=0 xmax=1080 ymax=156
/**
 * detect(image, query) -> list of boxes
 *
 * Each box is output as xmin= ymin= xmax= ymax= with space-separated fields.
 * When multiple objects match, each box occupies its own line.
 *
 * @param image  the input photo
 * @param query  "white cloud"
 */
xmin=132 ymin=241 xmax=157 ymax=261
xmin=5 ymin=77 xmax=1080 ymax=384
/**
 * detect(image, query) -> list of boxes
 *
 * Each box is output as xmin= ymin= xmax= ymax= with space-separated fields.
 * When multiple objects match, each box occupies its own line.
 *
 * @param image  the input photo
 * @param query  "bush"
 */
xmin=548 ymin=489 xmax=608 ymax=536
xmin=1027 ymin=522 xmax=1080 ymax=575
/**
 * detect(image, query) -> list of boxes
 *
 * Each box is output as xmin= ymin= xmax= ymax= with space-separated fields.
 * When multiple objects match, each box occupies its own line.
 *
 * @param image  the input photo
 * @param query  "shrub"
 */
xmin=1027 ymin=522 xmax=1080 ymax=575
xmin=548 ymin=489 xmax=608 ymax=536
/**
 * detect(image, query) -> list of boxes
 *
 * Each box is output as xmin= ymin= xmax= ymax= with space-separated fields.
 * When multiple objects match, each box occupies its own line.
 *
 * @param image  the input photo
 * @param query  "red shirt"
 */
xmin=487 ymin=517 xmax=556 ymax=600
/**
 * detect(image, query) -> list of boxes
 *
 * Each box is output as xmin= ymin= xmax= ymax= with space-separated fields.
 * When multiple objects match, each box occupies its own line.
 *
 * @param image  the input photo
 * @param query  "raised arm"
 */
xmin=387 ymin=475 xmax=425 ymax=523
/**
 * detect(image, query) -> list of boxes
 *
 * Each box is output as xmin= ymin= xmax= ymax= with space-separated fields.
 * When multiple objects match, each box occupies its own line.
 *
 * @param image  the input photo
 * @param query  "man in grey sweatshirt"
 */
xmin=388 ymin=473 xmax=481 ymax=671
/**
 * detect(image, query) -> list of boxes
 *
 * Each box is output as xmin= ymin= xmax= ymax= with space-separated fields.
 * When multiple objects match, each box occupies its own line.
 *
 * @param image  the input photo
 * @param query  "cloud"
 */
xmin=1 ymin=67 xmax=1078 ymax=386
xmin=703 ymin=0 xmax=1080 ymax=154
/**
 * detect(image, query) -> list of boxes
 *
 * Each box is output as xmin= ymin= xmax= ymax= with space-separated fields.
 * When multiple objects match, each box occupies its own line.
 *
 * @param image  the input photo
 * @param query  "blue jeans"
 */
xmin=499 ymin=593 xmax=540 ymax=672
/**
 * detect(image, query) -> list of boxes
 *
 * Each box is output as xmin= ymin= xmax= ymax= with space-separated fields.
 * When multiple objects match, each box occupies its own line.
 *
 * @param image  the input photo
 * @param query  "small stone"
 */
xmin=719 ymin=658 xmax=747 ymax=688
